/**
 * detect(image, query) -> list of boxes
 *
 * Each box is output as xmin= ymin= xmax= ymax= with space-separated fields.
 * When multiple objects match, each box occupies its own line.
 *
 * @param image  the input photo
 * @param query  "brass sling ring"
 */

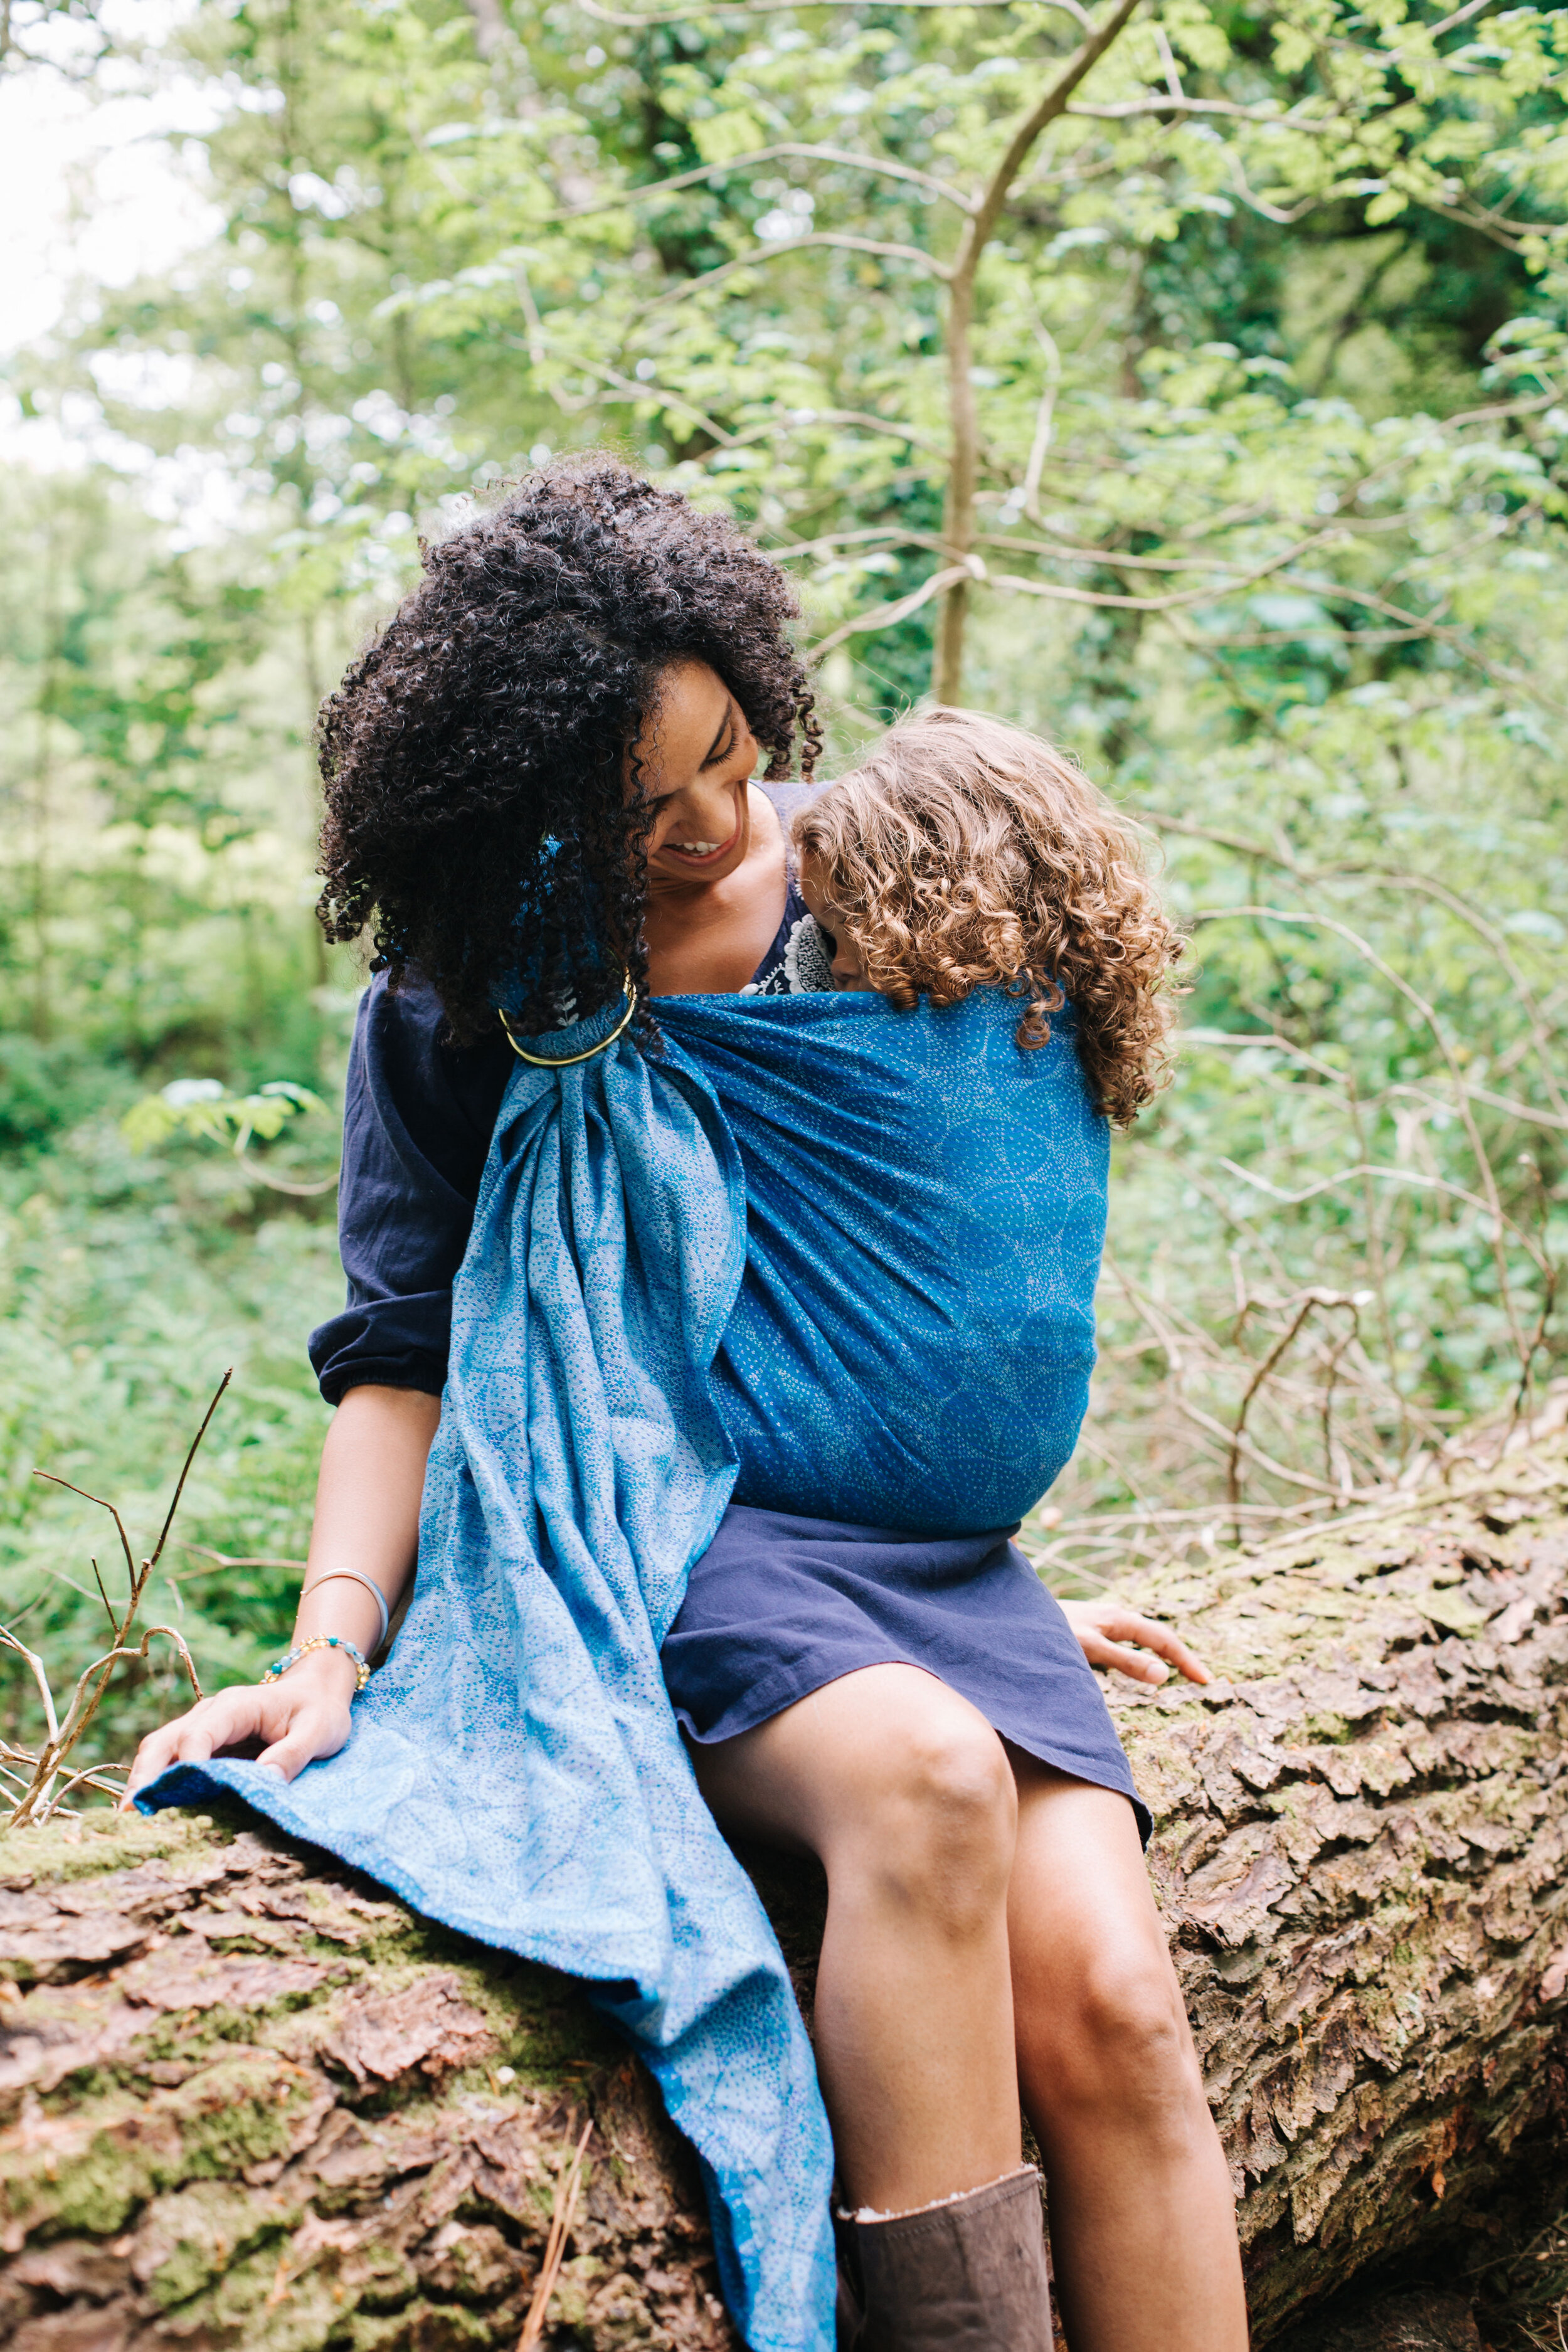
xmin=499 ymin=979 xmax=638 ymax=1067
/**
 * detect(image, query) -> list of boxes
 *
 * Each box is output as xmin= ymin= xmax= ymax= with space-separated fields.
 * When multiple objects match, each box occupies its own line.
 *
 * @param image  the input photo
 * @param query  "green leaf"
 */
xmin=691 ymin=110 xmax=768 ymax=166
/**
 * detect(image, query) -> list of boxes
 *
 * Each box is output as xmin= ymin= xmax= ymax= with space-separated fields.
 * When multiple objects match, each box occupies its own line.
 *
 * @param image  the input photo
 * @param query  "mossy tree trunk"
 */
xmin=2 ymin=1424 xmax=1565 ymax=2349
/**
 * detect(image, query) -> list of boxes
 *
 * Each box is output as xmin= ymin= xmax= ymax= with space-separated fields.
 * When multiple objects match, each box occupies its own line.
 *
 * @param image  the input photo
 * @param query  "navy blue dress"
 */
xmin=312 ymin=862 xmax=1147 ymax=1836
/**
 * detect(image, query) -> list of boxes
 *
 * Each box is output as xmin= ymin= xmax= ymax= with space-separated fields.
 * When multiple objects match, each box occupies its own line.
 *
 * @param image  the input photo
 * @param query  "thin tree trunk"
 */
xmin=932 ymin=0 xmax=1145 ymax=704
xmin=465 ymin=0 xmax=508 ymax=61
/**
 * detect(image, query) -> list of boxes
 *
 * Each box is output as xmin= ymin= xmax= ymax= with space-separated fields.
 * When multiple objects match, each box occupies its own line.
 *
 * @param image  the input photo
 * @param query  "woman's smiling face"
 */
xmin=632 ymin=660 xmax=761 ymax=893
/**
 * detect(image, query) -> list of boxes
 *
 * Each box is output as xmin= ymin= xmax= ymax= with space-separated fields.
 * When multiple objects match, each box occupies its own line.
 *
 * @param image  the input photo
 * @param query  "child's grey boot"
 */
xmin=835 ymin=2165 xmax=1053 ymax=2350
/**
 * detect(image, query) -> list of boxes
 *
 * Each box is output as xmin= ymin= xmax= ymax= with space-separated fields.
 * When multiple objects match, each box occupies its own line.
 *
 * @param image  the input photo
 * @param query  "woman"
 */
xmin=129 ymin=460 xmax=1247 ymax=2352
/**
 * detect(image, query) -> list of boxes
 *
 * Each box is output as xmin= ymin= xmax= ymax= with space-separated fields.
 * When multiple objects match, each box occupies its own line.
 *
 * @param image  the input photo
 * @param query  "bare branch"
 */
xmin=58 ymin=1626 xmax=204 ymax=1740
xmin=765 ymin=526 xmax=946 ymax=564
xmin=577 ymin=0 xmax=1085 ymax=20
xmin=985 ymin=529 xmax=1327 ymax=611
xmin=89 ymin=1558 xmax=117 ymax=1638
xmin=1419 ymin=194 xmax=1525 ymax=253
xmin=1188 ymin=1030 xmax=1568 ymax=1135
xmin=178 ymin=1544 xmax=310 ymax=1576
xmin=1139 ymin=807 xmax=1568 ymax=1124
xmin=233 ymin=1147 xmax=339 ymax=1197
xmin=149 ymin=1370 xmax=232 ymax=1574
xmin=1223 ymin=148 xmax=1320 ymax=226
xmin=39 ymin=1761 xmax=132 ymax=1822
xmin=527 ymin=342 xmax=738 ymax=443
xmin=1019 ymin=320 xmax=1062 ymax=523
xmin=31 ymin=1472 xmax=136 ymax=1597
xmin=1278 ymin=576 xmax=1568 ymax=718
xmin=1395 ymin=0 xmax=1501 ymax=49
xmin=0 ymin=1626 xmax=60 ymax=1746
xmin=962 ymin=0 xmax=1147 ymax=267
xmin=1216 ymin=1157 xmax=1551 ymax=1272
xmin=551 ymin=143 xmax=977 ymax=224
xmin=1066 ymin=95 xmax=1343 ymax=127
xmin=638 ymin=231 xmax=948 ymax=317
xmin=809 ymin=563 xmax=977 ymax=660
xmin=727 ymin=406 xmax=949 ymax=459
xmin=979 ymin=529 xmax=1284 ymax=575
xmin=1228 ymin=1295 xmax=1350 ymax=1535
xmin=1328 ymin=867 xmax=1568 ymax=1119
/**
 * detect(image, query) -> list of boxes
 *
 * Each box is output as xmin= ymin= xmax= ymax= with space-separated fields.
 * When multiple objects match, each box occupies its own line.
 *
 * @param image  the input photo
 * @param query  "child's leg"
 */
xmin=1006 ymin=1753 xmax=1249 ymax=2352
xmin=687 ymin=1662 xmax=1024 ymax=2210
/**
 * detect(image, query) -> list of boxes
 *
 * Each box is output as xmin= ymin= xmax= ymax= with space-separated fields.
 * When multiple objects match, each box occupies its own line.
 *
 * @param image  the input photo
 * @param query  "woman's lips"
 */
xmin=656 ymin=815 xmax=742 ymax=868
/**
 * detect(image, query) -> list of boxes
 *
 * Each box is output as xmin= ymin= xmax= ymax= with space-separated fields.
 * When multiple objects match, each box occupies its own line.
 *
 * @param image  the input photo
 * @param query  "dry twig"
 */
xmin=1 ymin=1372 xmax=230 ymax=1828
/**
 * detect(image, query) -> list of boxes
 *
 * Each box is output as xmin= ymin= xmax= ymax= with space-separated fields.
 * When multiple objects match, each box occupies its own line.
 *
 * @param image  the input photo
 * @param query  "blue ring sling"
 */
xmin=140 ymin=982 xmax=1108 ymax=2352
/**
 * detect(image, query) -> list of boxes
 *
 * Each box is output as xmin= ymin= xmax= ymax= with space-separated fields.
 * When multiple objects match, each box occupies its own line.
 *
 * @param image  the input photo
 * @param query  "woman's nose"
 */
xmin=662 ymin=778 xmax=738 ymax=840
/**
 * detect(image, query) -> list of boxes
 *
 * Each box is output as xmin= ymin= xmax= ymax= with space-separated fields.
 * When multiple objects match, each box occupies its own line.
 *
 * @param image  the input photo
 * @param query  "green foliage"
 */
xmin=0 ymin=1120 xmax=340 ymax=1756
xmin=121 ymin=1078 xmax=326 ymax=1153
xmin=1 ymin=0 xmax=1565 ymax=1728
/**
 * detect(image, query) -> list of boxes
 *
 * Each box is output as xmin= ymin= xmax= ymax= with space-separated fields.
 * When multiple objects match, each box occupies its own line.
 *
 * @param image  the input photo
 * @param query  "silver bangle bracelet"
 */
xmin=300 ymin=1569 xmax=391 ymax=1653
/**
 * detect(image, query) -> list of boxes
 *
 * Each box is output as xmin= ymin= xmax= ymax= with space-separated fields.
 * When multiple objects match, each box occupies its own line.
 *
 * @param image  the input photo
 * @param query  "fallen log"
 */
xmin=1 ymin=1417 xmax=1565 ymax=2349
xmin=1117 ymin=1406 xmax=1568 ymax=2341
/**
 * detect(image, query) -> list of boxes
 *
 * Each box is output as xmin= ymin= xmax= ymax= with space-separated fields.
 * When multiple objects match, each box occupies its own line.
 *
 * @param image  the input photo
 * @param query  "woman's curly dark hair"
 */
xmin=316 ymin=457 xmax=819 ymax=1041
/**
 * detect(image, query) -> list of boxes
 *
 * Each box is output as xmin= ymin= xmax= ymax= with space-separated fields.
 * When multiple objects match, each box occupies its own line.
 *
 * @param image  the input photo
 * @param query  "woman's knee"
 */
xmin=841 ymin=1705 xmax=1017 ymax=1934
xmin=1029 ymin=1943 xmax=1202 ymax=2128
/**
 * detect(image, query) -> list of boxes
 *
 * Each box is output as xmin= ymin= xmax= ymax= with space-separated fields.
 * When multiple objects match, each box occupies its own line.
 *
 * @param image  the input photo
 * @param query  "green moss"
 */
xmin=356 ymin=2245 xmax=421 ymax=2312
xmin=347 ymin=2304 xmax=498 ymax=2349
xmin=0 ymin=1806 xmax=216 ymax=1885
xmin=174 ymin=2054 xmax=329 ymax=2181
xmin=140 ymin=2179 xmax=304 ymax=2309
xmin=0 ymin=2090 xmax=157 ymax=2239
xmin=4 ymin=2054 xmax=326 ymax=2241
xmin=171 ymin=2238 xmax=356 ymax=2352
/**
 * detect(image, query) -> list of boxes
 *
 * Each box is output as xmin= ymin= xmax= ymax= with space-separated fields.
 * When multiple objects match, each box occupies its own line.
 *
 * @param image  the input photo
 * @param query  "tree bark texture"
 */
xmin=1 ymin=1421 xmax=1565 ymax=2349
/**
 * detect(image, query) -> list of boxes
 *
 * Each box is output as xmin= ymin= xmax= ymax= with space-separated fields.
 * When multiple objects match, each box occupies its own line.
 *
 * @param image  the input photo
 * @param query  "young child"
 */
xmin=790 ymin=704 xmax=1181 ymax=1125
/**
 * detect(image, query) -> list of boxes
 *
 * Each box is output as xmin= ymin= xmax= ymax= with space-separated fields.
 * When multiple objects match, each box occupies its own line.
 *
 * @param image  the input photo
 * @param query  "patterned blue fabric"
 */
xmin=139 ymin=982 xmax=1107 ymax=2352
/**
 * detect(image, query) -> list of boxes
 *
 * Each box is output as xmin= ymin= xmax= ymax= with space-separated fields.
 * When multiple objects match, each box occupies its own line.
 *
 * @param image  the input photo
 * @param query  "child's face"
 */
xmin=796 ymin=852 xmax=875 ymax=990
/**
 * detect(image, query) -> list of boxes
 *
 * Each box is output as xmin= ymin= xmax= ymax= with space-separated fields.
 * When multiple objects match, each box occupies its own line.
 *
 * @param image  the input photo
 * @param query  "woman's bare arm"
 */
xmin=124 ymin=1385 xmax=441 ymax=1801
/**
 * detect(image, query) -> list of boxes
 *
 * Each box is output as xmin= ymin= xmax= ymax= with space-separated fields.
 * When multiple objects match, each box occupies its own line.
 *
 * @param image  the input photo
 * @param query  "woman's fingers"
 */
xmin=122 ymin=1688 xmax=268 ymax=1807
xmin=1102 ymin=1610 xmax=1212 ymax=1687
xmin=257 ymin=1703 xmax=351 ymax=1782
xmin=1057 ymin=1597 xmax=1214 ymax=1687
xmin=122 ymin=1717 xmax=204 ymax=1808
xmin=1082 ymin=1632 xmax=1172 ymax=1685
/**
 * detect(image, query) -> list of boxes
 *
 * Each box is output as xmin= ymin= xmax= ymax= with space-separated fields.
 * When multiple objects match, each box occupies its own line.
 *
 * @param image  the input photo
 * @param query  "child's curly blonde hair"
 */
xmin=792 ymin=708 xmax=1184 ymax=1128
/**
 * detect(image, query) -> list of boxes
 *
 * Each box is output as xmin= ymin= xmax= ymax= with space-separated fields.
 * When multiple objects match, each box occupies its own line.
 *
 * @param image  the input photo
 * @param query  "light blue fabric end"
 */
xmin=140 ymin=991 xmax=839 ymax=2352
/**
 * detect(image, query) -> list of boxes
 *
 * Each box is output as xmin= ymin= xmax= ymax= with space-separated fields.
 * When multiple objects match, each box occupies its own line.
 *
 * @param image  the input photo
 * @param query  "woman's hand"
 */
xmin=1057 ymin=1597 xmax=1212 ymax=1688
xmin=121 ymin=1650 xmax=357 ymax=1809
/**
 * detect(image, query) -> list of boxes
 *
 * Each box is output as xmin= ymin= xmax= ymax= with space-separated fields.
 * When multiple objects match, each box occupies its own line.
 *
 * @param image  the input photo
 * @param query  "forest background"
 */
xmin=1 ymin=0 xmax=1566 ymax=1765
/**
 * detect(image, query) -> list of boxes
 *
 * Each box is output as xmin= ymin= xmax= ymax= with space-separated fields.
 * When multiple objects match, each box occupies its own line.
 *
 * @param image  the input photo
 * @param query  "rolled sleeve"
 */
xmin=309 ymin=974 xmax=512 ymax=1405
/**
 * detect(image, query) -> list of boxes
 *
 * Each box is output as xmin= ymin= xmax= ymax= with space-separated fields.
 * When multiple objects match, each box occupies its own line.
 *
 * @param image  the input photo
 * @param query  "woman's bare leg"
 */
xmin=1006 ymin=1754 xmax=1248 ymax=2352
xmin=689 ymin=1663 xmax=1022 ymax=2211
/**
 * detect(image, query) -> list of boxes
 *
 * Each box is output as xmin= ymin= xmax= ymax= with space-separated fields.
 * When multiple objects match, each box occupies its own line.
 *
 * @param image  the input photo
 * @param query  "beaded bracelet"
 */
xmin=262 ymin=1633 xmax=371 ymax=1693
